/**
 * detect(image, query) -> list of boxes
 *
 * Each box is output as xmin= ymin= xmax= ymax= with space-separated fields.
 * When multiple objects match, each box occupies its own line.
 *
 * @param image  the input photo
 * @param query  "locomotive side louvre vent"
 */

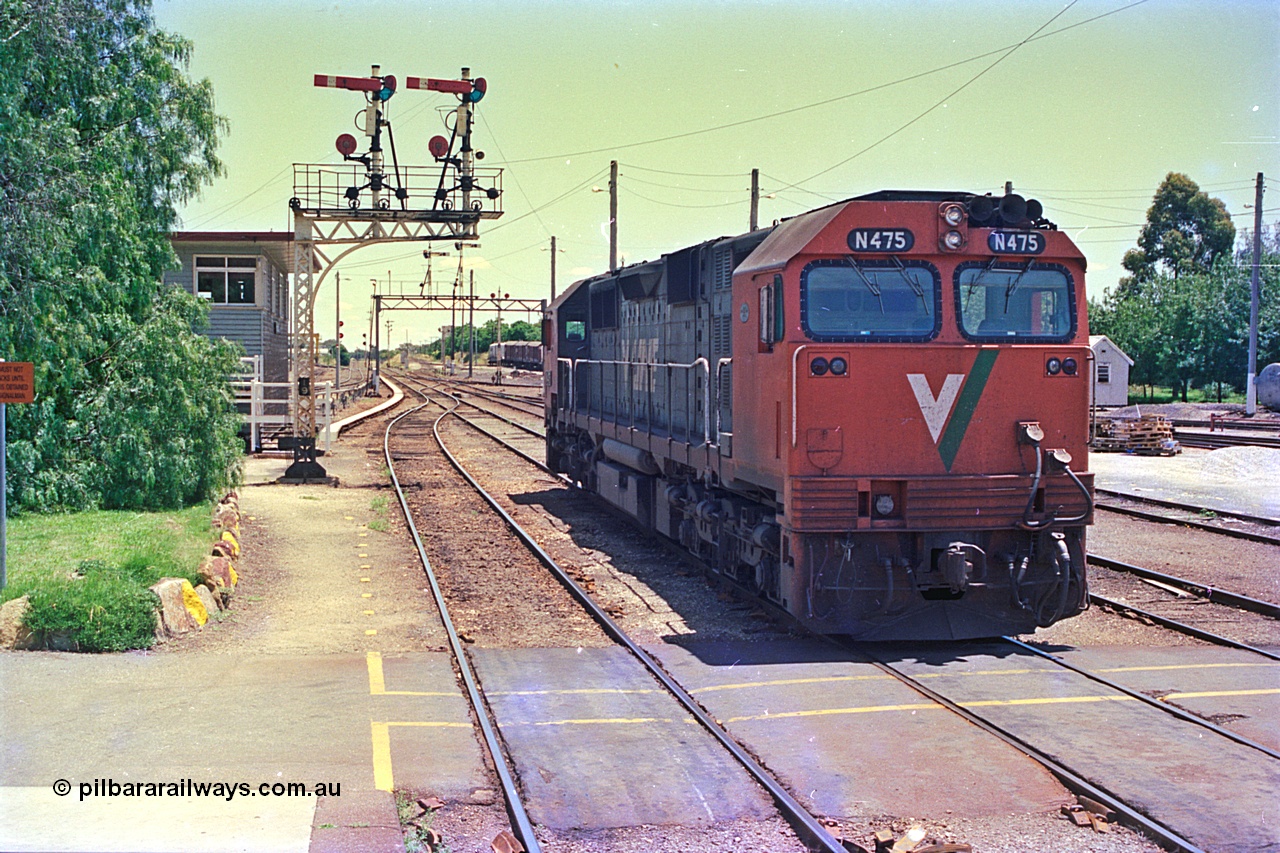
xmin=713 ymin=314 xmax=732 ymax=359
xmin=713 ymin=246 xmax=733 ymax=291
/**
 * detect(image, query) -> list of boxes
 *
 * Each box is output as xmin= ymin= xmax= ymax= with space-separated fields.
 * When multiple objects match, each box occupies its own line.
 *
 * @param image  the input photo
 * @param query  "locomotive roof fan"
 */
xmin=965 ymin=191 xmax=1045 ymax=228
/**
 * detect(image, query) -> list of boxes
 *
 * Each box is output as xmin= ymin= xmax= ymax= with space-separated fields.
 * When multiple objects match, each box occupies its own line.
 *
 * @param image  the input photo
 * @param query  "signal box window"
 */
xmin=195 ymin=256 xmax=257 ymax=305
xmin=955 ymin=262 xmax=1074 ymax=342
xmin=800 ymin=259 xmax=939 ymax=342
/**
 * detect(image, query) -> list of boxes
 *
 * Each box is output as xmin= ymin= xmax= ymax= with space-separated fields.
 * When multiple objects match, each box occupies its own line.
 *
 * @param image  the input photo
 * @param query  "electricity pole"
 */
xmin=750 ymin=168 xmax=760 ymax=231
xmin=550 ymin=235 xmax=558 ymax=301
xmin=335 ymin=271 xmax=341 ymax=392
xmin=468 ymin=270 xmax=475 ymax=379
xmin=609 ymin=159 xmax=618 ymax=272
xmin=1247 ymin=171 xmax=1264 ymax=415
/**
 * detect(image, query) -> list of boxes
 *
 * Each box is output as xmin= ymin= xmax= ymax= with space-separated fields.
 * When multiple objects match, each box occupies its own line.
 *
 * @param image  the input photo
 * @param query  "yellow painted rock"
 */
xmin=180 ymin=580 xmax=209 ymax=627
xmin=220 ymin=530 xmax=240 ymax=557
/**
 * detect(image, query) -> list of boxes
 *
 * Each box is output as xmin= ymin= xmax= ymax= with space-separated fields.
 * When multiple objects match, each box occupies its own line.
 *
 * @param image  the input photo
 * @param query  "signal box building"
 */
xmin=1089 ymin=334 xmax=1133 ymax=407
xmin=167 ymin=232 xmax=293 ymax=383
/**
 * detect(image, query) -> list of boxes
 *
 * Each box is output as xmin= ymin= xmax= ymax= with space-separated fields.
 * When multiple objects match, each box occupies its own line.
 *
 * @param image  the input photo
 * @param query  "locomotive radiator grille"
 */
xmin=787 ymin=474 xmax=1094 ymax=532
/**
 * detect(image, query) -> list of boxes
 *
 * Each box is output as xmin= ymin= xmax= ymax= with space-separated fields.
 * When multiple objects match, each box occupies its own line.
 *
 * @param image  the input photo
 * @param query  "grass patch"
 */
xmin=368 ymin=495 xmax=390 ymax=532
xmin=3 ymin=504 xmax=214 ymax=651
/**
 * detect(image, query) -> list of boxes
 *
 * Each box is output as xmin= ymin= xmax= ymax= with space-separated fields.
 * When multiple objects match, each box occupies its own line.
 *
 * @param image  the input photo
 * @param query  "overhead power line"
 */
xmin=497 ymin=0 xmax=1148 ymax=166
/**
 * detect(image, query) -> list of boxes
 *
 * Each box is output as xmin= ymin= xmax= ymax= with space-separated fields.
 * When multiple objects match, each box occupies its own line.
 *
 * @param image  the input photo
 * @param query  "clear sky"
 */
xmin=154 ymin=0 xmax=1279 ymax=346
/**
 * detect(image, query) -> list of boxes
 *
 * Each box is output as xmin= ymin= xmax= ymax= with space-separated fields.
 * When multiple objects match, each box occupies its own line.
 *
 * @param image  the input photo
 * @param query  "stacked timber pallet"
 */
xmin=1093 ymin=414 xmax=1182 ymax=455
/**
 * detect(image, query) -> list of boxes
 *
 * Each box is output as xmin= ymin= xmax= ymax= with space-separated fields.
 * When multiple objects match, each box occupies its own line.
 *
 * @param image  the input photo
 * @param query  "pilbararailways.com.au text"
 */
xmin=54 ymin=778 xmax=342 ymax=802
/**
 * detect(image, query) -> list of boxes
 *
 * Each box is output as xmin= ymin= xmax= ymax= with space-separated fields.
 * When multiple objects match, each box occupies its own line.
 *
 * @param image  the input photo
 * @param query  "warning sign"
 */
xmin=0 ymin=362 xmax=34 ymax=404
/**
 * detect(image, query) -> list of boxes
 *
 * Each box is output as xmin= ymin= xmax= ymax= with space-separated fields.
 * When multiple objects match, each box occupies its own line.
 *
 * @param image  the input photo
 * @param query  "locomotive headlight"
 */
xmin=810 ymin=357 xmax=829 ymax=376
xmin=873 ymin=494 xmax=895 ymax=516
xmin=1062 ymin=357 xmax=1078 ymax=376
xmin=942 ymin=230 xmax=965 ymax=250
xmin=1046 ymin=357 xmax=1062 ymax=375
xmin=829 ymin=357 xmax=848 ymax=376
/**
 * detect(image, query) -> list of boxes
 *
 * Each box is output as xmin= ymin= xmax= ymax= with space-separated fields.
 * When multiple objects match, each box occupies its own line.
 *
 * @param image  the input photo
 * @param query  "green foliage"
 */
xmin=1092 ymin=216 xmax=1279 ymax=402
xmin=21 ymin=560 xmax=163 ymax=652
xmin=1121 ymin=172 xmax=1236 ymax=287
xmin=0 ymin=0 xmax=239 ymax=513
xmin=425 ymin=318 xmax=541 ymax=359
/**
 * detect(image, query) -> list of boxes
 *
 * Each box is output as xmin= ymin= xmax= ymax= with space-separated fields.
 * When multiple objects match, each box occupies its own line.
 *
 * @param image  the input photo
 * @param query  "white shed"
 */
xmin=1089 ymin=335 xmax=1134 ymax=407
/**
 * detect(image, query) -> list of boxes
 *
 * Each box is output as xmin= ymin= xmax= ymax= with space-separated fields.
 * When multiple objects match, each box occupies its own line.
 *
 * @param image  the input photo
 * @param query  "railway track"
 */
xmin=384 ymin=368 xmax=1280 ymax=851
xmin=384 ymin=374 xmax=848 ymax=853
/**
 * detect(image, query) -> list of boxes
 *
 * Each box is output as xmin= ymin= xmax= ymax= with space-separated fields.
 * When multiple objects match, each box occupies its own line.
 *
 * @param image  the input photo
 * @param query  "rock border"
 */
xmin=148 ymin=491 xmax=244 ymax=642
xmin=0 ymin=492 xmax=246 ymax=650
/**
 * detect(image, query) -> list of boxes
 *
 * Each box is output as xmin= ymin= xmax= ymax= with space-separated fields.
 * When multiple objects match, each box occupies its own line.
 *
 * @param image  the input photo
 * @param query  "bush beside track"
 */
xmin=0 ymin=494 xmax=245 ymax=651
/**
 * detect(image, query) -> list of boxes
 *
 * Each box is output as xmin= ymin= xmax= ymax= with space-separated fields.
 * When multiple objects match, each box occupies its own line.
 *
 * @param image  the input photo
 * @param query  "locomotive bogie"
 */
xmin=544 ymin=189 xmax=1095 ymax=640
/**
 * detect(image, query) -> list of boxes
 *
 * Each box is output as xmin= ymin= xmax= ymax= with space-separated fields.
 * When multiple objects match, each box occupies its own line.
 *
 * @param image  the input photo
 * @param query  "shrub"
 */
xmin=22 ymin=563 xmax=162 ymax=652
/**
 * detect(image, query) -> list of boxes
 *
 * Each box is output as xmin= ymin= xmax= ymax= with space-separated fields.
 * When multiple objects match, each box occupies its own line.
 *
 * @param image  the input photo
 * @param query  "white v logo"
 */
xmin=908 ymin=373 xmax=966 ymax=444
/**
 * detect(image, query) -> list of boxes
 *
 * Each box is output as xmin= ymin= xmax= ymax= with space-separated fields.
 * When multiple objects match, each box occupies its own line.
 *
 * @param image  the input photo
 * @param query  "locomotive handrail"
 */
xmin=715 ymin=357 xmax=732 ymax=440
xmin=565 ymin=357 xmax=712 ymax=445
xmin=791 ymin=345 xmax=810 ymax=448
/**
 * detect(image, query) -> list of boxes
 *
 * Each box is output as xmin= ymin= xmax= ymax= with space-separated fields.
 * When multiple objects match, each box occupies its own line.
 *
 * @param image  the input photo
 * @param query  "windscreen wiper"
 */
xmin=844 ymin=256 xmax=884 ymax=314
xmin=1004 ymin=259 xmax=1036 ymax=312
xmin=889 ymin=255 xmax=928 ymax=313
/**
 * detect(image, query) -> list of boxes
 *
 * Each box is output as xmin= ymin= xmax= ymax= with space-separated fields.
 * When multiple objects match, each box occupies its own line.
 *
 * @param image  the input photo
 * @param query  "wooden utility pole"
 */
xmin=1247 ymin=171 xmax=1264 ymax=415
xmin=550 ymin=235 xmax=558 ymax=301
xmin=468 ymin=270 xmax=475 ymax=378
xmin=609 ymin=160 xmax=618 ymax=272
xmin=750 ymin=168 xmax=760 ymax=231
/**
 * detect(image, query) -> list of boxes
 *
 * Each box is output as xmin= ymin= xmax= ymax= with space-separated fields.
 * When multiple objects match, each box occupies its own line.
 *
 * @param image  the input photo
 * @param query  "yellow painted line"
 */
xmin=1099 ymin=662 xmax=1280 ymax=674
xmin=693 ymin=674 xmax=893 ymax=693
xmin=344 ymin=515 xmax=354 ymax=520
xmin=360 ymin=564 xmax=372 ymax=569
xmin=692 ymin=661 xmax=1280 ymax=696
xmin=363 ymin=610 xmax=375 ymax=615
xmin=371 ymin=722 xmax=393 ymax=791
xmin=1165 ymin=688 xmax=1280 ymax=700
xmin=366 ymin=652 xmax=463 ymax=698
xmin=529 ymin=716 xmax=678 ymax=727
xmin=727 ymin=703 xmax=939 ymax=722
xmin=371 ymin=721 xmax=474 ymax=792
xmin=358 ymin=532 xmax=368 ymax=537
xmin=362 ymin=593 xmax=372 ymax=599
xmin=365 ymin=629 xmax=377 ymax=636
xmin=360 ymin=577 xmax=371 ymax=582
xmin=487 ymin=687 xmax=658 ymax=697
xmin=359 ymin=553 xmax=369 ymax=558
xmin=962 ymin=695 xmax=1133 ymax=708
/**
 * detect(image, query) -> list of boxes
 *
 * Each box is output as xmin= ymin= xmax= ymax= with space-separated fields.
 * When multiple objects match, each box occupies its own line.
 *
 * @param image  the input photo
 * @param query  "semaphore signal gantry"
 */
xmin=285 ymin=65 xmax=504 ymax=482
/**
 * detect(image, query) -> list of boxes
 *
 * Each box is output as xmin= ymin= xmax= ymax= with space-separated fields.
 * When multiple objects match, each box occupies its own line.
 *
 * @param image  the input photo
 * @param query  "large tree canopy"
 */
xmin=0 ymin=0 xmax=243 ymax=512
xmin=1121 ymin=172 xmax=1236 ymax=287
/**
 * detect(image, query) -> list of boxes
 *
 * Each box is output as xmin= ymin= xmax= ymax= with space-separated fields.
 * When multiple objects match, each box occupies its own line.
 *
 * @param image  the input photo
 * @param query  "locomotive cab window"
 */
xmin=800 ymin=259 xmax=939 ymax=342
xmin=955 ymin=261 xmax=1075 ymax=342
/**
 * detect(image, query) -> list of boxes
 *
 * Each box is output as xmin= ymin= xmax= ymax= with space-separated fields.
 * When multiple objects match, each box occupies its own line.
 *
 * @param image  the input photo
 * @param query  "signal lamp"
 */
xmin=940 ymin=203 xmax=966 ymax=226
xmin=830 ymin=357 xmax=848 ymax=376
xmin=470 ymin=77 xmax=487 ymax=102
xmin=1062 ymin=357 xmax=1078 ymax=376
xmin=810 ymin=357 xmax=829 ymax=376
xmin=943 ymin=230 xmax=965 ymax=250
xmin=1046 ymin=357 xmax=1062 ymax=375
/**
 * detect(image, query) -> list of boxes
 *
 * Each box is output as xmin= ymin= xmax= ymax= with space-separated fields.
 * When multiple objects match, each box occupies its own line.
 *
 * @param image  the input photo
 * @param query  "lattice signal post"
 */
xmin=286 ymin=65 xmax=502 ymax=480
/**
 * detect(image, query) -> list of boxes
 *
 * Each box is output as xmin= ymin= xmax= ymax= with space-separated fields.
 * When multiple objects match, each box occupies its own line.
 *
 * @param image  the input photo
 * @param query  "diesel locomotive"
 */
xmin=544 ymin=189 xmax=1093 ymax=640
